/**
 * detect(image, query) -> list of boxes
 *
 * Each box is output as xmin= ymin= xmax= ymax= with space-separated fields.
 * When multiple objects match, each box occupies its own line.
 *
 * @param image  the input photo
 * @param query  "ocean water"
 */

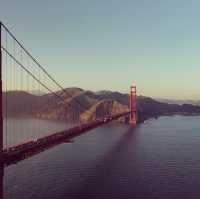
xmin=4 ymin=115 xmax=200 ymax=199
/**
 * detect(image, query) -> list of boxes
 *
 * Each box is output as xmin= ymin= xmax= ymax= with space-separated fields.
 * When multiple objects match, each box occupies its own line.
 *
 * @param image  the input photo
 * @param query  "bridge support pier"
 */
xmin=130 ymin=84 xmax=137 ymax=125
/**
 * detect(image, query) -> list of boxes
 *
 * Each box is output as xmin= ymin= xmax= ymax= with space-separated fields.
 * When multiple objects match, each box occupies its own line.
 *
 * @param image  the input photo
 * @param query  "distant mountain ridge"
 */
xmin=156 ymin=98 xmax=200 ymax=106
xmin=3 ymin=88 xmax=200 ymax=123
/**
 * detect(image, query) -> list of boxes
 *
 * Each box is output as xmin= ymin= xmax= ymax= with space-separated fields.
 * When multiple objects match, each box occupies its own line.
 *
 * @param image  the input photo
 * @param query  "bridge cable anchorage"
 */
xmin=0 ymin=22 xmax=95 ymax=116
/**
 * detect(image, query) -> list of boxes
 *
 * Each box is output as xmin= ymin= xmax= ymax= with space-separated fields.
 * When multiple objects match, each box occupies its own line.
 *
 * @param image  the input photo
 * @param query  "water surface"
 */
xmin=4 ymin=116 xmax=200 ymax=199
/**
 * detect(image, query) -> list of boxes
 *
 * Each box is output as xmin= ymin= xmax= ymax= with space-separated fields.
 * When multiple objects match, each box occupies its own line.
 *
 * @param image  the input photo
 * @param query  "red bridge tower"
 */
xmin=130 ymin=84 xmax=137 ymax=125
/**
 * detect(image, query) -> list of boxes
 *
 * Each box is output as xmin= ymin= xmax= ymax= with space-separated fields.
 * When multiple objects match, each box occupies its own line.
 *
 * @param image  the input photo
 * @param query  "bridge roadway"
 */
xmin=1 ymin=111 xmax=130 ymax=167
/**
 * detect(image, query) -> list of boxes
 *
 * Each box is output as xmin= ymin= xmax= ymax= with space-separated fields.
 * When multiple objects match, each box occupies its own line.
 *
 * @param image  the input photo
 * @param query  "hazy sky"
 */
xmin=0 ymin=0 xmax=200 ymax=99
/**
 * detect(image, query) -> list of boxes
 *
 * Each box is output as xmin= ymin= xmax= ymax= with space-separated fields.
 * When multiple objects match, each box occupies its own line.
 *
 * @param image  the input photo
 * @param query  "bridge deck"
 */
xmin=2 ymin=111 xmax=130 ymax=167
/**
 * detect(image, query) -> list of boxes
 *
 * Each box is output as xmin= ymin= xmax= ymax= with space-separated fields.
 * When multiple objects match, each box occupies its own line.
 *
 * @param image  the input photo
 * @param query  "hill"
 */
xmin=3 ymin=88 xmax=200 ymax=122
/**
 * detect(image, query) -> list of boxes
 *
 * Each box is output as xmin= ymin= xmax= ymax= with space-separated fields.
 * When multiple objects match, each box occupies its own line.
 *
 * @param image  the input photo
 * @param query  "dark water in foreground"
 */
xmin=4 ymin=116 xmax=200 ymax=199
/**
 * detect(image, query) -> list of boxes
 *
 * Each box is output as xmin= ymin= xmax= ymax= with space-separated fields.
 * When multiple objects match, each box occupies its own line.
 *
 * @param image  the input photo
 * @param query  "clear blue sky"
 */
xmin=0 ymin=0 xmax=200 ymax=99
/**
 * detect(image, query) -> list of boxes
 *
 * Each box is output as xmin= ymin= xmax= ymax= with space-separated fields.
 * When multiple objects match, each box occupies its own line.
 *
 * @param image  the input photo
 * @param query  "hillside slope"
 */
xmin=3 ymin=88 xmax=200 ymax=122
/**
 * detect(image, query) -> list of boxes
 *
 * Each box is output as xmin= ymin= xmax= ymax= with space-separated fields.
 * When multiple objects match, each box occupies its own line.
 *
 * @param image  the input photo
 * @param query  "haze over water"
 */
xmin=4 ymin=115 xmax=200 ymax=199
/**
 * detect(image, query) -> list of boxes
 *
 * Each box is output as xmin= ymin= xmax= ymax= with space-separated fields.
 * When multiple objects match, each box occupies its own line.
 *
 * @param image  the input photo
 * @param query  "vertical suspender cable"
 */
xmin=13 ymin=39 xmax=16 ymax=145
xmin=5 ymin=28 xmax=8 ymax=149
xmin=20 ymin=48 xmax=23 ymax=143
xmin=0 ymin=22 xmax=3 ymax=154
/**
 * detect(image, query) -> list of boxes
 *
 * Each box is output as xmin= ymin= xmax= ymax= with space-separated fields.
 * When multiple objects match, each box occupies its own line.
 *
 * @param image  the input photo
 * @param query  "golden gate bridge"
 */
xmin=0 ymin=22 xmax=137 ymax=167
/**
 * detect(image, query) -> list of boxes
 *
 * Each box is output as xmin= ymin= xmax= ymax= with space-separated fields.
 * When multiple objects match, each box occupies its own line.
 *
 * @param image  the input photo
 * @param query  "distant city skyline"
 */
xmin=1 ymin=0 xmax=200 ymax=99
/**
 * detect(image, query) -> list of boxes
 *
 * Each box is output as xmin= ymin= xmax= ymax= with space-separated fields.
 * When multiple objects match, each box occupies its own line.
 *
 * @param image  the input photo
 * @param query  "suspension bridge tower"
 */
xmin=0 ymin=22 xmax=3 ymax=155
xmin=130 ymin=84 xmax=137 ymax=125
